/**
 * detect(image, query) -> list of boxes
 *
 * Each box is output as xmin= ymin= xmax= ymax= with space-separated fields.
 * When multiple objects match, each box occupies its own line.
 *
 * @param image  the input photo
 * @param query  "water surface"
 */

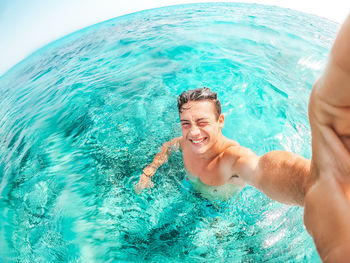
xmin=0 ymin=3 xmax=339 ymax=262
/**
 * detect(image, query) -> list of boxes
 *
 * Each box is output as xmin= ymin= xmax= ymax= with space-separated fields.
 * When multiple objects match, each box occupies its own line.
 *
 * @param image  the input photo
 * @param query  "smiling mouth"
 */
xmin=189 ymin=137 xmax=208 ymax=145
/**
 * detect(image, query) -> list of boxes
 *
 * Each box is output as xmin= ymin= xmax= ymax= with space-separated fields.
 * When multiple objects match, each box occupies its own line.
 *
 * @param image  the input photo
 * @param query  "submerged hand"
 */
xmin=134 ymin=174 xmax=154 ymax=194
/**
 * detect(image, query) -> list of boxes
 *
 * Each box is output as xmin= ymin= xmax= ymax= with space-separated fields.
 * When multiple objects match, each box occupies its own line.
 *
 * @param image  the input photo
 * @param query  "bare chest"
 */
xmin=182 ymin=150 xmax=231 ymax=186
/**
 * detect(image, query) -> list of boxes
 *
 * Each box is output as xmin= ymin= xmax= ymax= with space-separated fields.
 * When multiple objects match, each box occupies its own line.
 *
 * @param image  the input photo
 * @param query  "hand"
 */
xmin=134 ymin=173 xmax=154 ymax=194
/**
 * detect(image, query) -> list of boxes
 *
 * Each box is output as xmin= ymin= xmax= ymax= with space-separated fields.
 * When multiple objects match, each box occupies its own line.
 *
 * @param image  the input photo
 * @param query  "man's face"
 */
xmin=179 ymin=100 xmax=224 ymax=154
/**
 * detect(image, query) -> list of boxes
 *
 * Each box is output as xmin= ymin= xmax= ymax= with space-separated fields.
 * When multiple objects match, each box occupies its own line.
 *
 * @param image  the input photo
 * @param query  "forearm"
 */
xmin=143 ymin=137 xmax=180 ymax=177
xmin=150 ymin=150 xmax=169 ymax=168
xmin=331 ymin=14 xmax=350 ymax=74
xmin=143 ymin=149 xmax=170 ymax=178
xmin=136 ymin=138 xmax=180 ymax=194
xmin=254 ymin=151 xmax=311 ymax=206
xmin=136 ymin=146 xmax=171 ymax=193
xmin=315 ymin=14 xmax=350 ymax=107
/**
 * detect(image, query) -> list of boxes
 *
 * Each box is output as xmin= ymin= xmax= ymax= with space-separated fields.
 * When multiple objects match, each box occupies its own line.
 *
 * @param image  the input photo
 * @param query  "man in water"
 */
xmin=135 ymin=14 xmax=350 ymax=261
xmin=135 ymin=87 xmax=310 ymax=204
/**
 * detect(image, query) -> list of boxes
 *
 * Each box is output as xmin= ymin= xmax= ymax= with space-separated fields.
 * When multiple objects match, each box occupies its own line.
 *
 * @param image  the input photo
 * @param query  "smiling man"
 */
xmin=135 ymin=87 xmax=310 ymax=203
xmin=135 ymin=14 xmax=350 ymax=261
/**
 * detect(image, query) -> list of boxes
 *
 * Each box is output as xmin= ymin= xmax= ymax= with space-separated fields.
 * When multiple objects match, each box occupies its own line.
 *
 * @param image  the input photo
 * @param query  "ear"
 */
xmin=218 ymin=114 xmax=225 ymax=128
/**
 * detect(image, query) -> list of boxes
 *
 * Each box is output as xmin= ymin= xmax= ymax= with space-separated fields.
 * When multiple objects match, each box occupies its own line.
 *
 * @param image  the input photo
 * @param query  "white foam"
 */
xmin=297 ymin=56 xmax=324 ymax=71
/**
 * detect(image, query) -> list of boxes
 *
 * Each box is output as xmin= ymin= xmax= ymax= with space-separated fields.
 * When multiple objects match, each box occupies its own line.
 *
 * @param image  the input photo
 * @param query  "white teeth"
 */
xmin=192 ymin=138 xmax=205 ymax=144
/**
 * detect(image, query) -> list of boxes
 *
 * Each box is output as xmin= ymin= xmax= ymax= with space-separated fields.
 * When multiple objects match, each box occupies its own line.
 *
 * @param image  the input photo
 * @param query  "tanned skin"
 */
xmin=304 ymin=14 xmax=350 ymax=262
xmin=135 ymin=14 xmax=350 ymax=262
xmin=135 ymin=99 xmax=310 ymax=207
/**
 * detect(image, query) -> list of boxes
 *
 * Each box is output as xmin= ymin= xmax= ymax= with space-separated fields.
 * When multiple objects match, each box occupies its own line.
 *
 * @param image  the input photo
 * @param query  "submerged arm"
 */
xmin=134 ymin=137 xmax=181 ymax=194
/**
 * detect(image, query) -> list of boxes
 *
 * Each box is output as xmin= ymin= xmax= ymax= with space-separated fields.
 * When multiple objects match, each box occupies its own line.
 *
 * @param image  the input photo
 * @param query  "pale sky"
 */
xmin=0 ymin=0 xmax=348 ymax=76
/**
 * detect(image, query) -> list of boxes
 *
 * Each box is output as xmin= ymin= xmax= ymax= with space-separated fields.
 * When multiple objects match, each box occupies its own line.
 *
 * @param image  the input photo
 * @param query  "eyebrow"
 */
xmin=196 ymin=118 xmax=209 ymax=122
xmin=180 ymin=118 xmax=209 ymax=122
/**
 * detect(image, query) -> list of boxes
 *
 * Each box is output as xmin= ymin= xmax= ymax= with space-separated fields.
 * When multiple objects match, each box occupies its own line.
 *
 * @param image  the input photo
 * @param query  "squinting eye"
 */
xmin=181 ymin=123 xmax=190 ymax=127
xmin=198 ymin=122 xmax=208 ymax=126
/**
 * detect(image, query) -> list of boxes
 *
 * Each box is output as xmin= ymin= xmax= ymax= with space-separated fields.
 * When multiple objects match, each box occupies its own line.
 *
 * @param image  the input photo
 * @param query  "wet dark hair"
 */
xmin=177 ymin=87 xmax=221 ymax=119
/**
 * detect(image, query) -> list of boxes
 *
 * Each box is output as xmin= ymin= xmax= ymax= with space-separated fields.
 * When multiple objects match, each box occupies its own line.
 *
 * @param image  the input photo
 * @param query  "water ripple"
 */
xmin=0 ymin=3 xmax=335 ymax=262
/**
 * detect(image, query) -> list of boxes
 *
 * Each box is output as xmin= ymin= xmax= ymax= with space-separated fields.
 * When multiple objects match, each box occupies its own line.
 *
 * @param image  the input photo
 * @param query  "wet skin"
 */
xmin=135 ymin=14 xmax=350 ymax=262
xmin=136 ymin=100 xmax=310 ymax=206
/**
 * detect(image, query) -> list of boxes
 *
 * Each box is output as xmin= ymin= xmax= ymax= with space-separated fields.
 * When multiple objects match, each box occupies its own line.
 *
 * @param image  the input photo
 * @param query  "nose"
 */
xmin=189 ymin=124 xmax=201 ymax=137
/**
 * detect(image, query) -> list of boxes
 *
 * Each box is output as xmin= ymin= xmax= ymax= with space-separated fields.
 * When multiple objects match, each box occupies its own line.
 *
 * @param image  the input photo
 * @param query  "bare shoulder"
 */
xmin=220 ymin=139 xmax=259 ymax=184
xmin=222 ymin=139 xmax=257 ymax=160
xmin=221 ymin=140 xmax=259 ymax=174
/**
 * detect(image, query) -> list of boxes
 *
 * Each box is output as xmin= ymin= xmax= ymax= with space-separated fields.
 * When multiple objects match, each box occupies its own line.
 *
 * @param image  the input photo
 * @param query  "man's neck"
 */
xmin=197 ymin=133 xmax=227 ymax=161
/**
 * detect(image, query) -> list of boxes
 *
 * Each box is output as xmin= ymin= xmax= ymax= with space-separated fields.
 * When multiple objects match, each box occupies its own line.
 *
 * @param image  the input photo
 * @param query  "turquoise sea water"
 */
xmin=0 ymin=3 xmax=339 ymax=262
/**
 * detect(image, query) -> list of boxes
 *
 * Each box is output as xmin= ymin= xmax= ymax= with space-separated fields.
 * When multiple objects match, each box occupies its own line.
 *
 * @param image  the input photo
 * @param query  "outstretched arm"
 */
xmin=239 ymin=14 xmax=350 ymax=261
xmin=253 ymin=151 xmax=310 ymax=206
xmin=134 ymin=137 xmax=181 ymax=194
xmin=229 ymin=146 xmax=310 ymax=206
xmin=305 ymin=14 xmax=350 ymax=261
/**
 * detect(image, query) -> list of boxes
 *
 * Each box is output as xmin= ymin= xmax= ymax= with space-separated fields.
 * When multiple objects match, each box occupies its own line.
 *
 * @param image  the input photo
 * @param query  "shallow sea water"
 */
xmin=0 ymin=3 xmax=339 ymax=262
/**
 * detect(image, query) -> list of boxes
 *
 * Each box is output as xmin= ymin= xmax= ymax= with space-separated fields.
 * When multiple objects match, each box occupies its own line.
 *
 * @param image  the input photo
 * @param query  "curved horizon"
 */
xmin=0 ymin=0 xmax=348 ymax=76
